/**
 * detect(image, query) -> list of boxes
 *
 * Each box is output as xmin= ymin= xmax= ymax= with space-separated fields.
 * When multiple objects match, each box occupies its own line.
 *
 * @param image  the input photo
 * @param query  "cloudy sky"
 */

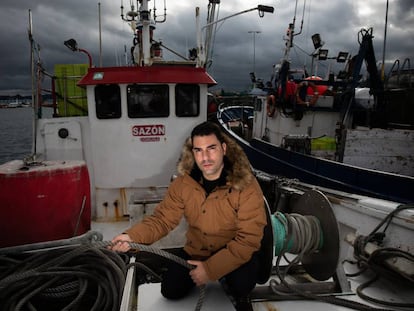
xmin=0 ymin=0 xmax=413 ymax=96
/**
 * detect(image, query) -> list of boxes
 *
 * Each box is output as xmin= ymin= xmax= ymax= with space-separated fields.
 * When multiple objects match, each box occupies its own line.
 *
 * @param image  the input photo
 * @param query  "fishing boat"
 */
xmin=0 ymin=1 xmax=413 ymax=311
xmin=216 ymin=3 xmax=414 ymax=205
xmin=7 ymin=99 xmax=22 ymax=108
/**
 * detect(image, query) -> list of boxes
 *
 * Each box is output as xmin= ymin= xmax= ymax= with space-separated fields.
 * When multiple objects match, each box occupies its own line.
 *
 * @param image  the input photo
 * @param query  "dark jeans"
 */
xmin=160 ymin=249 xmax=259 ymax=300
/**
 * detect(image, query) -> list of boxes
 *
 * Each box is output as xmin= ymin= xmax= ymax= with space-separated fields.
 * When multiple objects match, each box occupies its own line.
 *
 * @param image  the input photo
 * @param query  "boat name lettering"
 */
xmin=132 ymin=124 xmax=165 ymax=137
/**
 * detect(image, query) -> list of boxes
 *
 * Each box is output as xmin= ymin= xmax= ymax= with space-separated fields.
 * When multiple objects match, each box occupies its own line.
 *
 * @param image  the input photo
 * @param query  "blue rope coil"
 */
xmin=272 ymin=212 xmax=289 ymax=255
xmin=271 ymin=212 xmax=324 ymax=256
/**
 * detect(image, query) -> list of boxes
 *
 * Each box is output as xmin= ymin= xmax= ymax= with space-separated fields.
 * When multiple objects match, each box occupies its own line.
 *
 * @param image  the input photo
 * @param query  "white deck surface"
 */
xmin=137 ymin=282 xmax=235 ymax=310
xmin=136 ymin=280 xmax=411 ymax=311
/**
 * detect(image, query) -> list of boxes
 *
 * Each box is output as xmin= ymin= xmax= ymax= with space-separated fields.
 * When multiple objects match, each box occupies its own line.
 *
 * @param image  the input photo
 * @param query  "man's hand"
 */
xmin=187 ymin=260 xmax=210 ymax=286
xmin=109 ymin=233 xmax=133 ymax=252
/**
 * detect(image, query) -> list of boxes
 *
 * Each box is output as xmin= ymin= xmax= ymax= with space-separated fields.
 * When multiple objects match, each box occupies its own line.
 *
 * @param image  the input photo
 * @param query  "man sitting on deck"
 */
xmin=110 ymin=121 xmax=266 ymax=311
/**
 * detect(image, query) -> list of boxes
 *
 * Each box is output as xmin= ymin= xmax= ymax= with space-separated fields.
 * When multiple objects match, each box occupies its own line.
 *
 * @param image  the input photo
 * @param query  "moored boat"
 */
xmin=216 ymin=3 xmax=414 ymax=204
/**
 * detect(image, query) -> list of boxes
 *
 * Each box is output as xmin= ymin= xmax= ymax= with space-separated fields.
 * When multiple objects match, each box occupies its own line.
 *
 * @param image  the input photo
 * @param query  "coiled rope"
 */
xmin=269 ymin=210 xmax=327 ymax=296
xmin=0 ymin=240 xmax=205 ymax=311
xmin=271 ymin=211 xmax=323 ymax=257
xmin=0 ymin=244 xmax=127 ymax=311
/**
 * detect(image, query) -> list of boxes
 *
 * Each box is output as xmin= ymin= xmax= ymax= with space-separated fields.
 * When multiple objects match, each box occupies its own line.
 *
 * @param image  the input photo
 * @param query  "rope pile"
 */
xmin=0 ymin=244 xmax=128 ymax=311
xmin=0 ymin=240 xmax=205 ymax=311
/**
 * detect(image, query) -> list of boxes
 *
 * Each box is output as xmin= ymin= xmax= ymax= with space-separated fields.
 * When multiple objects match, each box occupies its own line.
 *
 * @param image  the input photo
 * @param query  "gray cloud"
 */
xmin=0 ymin=0 xmax=412 ymax=96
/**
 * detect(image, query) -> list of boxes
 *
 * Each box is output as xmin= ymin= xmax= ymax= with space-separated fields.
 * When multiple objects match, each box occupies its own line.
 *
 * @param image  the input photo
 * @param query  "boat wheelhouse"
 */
xmin=41 ymin=64 xmax=215 ymax=221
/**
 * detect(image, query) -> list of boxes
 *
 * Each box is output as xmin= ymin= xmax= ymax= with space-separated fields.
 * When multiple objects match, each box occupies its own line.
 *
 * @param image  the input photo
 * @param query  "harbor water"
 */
xmin=0 ymin=107 xmax=52 ymax=165
xmin=0 ymin=107 xmax=33 ymax=164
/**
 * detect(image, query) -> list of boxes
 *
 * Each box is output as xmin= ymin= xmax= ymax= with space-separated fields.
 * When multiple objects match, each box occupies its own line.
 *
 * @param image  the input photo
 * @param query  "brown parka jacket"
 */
xmin=125 ymin=133 xmax=266 ymax=281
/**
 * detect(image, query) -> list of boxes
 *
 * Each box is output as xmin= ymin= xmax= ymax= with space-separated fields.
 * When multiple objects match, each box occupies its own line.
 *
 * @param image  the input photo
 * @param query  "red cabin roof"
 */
xmin=77 ymin=65 xmax=217 ymax=87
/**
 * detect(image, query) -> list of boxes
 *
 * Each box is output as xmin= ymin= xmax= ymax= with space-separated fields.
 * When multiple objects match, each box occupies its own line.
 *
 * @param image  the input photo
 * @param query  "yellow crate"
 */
xmin=311 ymin=136 xmax=336 ymax=151
xmin=54 ymin=64 xmax=88 ymax=116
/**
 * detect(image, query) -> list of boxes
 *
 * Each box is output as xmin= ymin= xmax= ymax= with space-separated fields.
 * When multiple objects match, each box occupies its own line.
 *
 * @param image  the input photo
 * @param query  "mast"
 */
xmin=282 ymin=0 xmax=305 ymax=62
xmin=121 ymin=0 xmax=164 ymax=66
xmin=273 ymin=0 xmax=306 ymax=87
xmin=381 ymin=0 xmax=389 ymax=81
xmin=98 ymin=2 xmax=102 ymax=67
xmin=204 ymin=0 xmax=220 ymax=68
xmin=28 ymin=9 xmax=37 ymax=157
xmin=139 ymin=0 xmax=152 ymax=65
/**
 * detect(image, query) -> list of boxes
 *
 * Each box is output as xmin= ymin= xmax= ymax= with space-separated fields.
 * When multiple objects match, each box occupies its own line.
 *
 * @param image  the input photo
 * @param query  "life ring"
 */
xmin=266 ymin=94 xmax=277 ymax=117
xmin=295 ymin=81 xmax=319 ymax=107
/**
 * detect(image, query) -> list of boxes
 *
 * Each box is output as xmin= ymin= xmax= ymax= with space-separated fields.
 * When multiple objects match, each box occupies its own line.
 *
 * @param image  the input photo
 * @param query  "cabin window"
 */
xmin=94 ymin=84 xmax=122 ymax=119
xmin=175 ymin=84 xmax=200 ymax=117
xmin=127 ymin=84 xmax=169 ymax=118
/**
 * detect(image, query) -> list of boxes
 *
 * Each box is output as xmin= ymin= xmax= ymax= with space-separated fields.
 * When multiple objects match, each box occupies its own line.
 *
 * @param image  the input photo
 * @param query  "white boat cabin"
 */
xmin=36 ymin=64 xmax=215 ymax=221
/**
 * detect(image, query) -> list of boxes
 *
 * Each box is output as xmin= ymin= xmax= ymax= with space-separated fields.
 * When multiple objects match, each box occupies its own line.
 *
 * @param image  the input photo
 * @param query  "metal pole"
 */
xmin=248 ymin=31 xmax=261 ymax=73
xmin=28 ymin=9 xmax=37 ymax=156
xmin=381 ymin=0 xmax=389 ymax=81
xmin=99 ymin=2 xmax=102 ymax=67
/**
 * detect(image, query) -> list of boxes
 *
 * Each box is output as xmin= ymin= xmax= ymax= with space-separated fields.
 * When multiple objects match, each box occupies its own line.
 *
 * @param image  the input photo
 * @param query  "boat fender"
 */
xmin=266 ymin=94 xmax=277 ymax=117
xmin=296 ymin=81 xmax=319 ymax=107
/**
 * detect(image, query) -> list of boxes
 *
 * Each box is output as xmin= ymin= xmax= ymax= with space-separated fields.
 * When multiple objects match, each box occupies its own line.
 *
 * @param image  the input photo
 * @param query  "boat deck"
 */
xmin=0 ymin=219 xmax=411 ymax=310
xmin=91 ymin=220 xmax=414 ymax=311
xmin=128 ymin=253 xmax=414 ymax=311
xmin=137 ymin=283 xmax=234 ymax=310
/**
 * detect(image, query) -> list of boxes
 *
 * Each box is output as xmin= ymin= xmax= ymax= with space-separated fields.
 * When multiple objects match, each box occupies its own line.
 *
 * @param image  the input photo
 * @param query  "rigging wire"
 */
xmin=210 ymin=3 xmax=220 ymax=69
xmin=303 ymin=0 xmax=312 ymax=67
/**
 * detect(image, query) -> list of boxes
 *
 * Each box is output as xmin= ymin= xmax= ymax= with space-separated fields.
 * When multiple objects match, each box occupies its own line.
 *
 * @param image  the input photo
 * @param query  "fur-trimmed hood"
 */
xmin=176 ymin=132 xmax=255 ymax=191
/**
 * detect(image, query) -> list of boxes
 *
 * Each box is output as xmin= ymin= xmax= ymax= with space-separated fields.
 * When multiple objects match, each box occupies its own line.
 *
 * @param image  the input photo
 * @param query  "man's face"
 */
xmin=192 ymin=134 xmax=227 ymax=181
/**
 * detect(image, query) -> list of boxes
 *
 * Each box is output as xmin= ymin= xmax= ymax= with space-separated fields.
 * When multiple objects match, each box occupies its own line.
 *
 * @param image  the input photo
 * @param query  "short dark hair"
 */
xmin=191 ymin=121 xmax=225 ymax=144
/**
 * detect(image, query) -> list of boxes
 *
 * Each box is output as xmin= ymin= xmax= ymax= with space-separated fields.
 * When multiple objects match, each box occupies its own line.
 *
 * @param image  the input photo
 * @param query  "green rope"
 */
xmin=271 ymin=212 xmax=324 ymax=256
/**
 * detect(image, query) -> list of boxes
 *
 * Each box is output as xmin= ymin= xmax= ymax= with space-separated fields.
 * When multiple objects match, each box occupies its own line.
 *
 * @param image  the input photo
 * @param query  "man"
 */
xmin=110 ymin=121 xmax=266 ymax=311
